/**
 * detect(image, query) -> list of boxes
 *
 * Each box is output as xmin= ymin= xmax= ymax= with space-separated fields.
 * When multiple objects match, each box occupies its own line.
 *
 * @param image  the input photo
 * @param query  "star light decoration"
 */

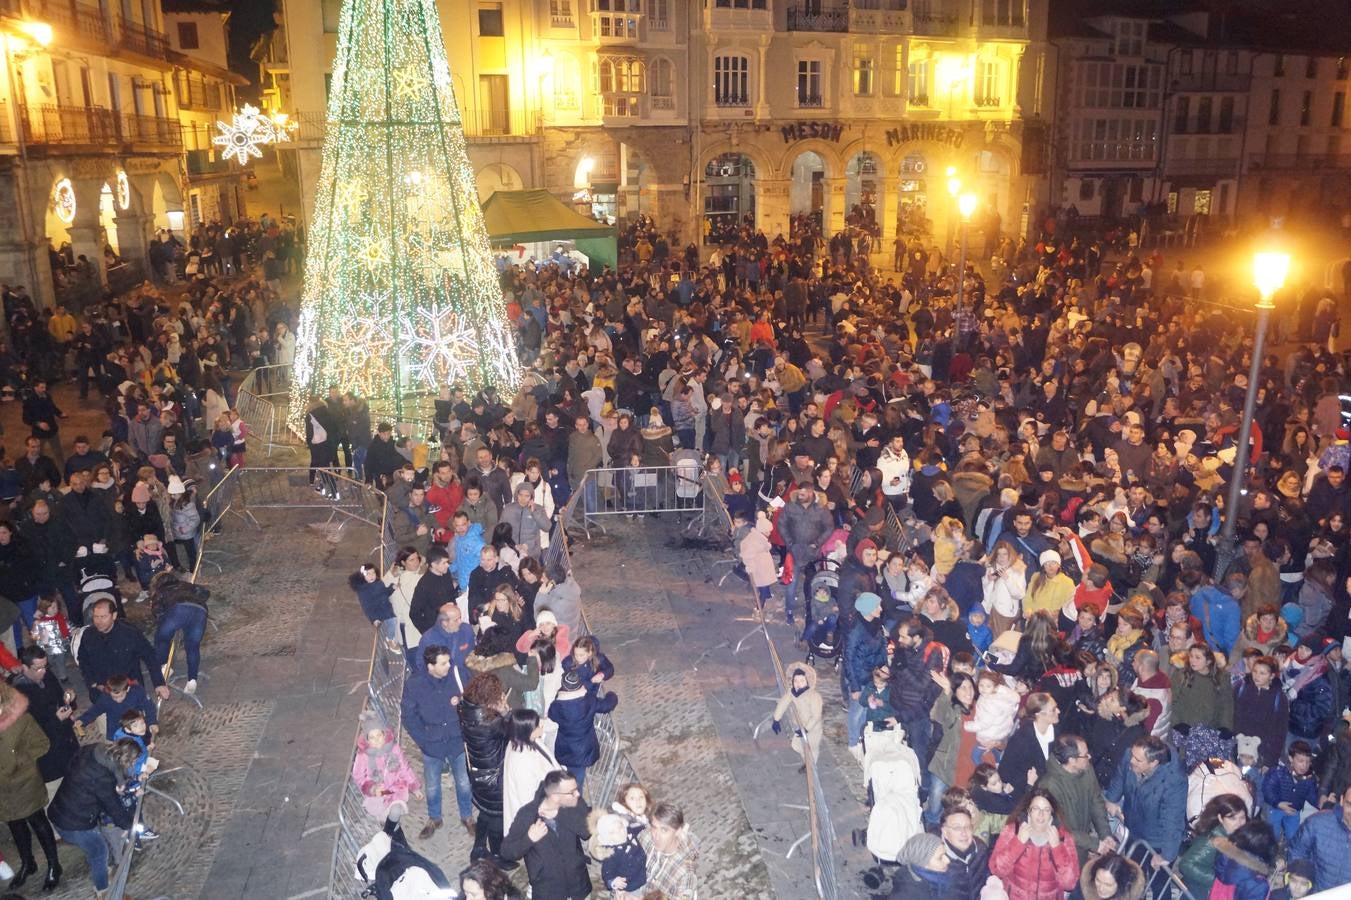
xmin=398 ymin=303 xmax=476 ymax=389
xmin=330 ymin=315 xmax=395 ymax=396
xmin=212 ymin=104 xmax=297 ymax=165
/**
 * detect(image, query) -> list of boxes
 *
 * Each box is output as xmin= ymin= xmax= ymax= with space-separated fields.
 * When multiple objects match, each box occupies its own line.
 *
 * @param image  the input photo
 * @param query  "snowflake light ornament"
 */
xmin=213 ymin=104 xmax=269 ymax=163
xmin=398 ymin=303 xmax=476 ymax=389
xmin=330 ymin=316 xmax=395 ymax=396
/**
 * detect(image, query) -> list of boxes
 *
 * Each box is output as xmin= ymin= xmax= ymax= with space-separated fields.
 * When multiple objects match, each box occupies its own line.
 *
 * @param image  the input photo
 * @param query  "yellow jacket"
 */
xmin=48 ymin=313 xmax=76 ymax=342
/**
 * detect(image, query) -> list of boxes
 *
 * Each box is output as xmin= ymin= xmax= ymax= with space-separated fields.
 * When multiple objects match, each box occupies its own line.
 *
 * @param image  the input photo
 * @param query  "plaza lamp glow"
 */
xmin=15 ymin=21 xmax=52 ymax=47
xmin=955 ymin=192 xmax=977 ymax=312
xmin=1219 ymin=250 xmax=1290 ymax=548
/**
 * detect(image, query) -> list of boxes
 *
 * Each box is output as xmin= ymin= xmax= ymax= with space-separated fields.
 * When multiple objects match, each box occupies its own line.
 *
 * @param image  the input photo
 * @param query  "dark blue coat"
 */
xmin=400 ymin=668 xmax=464 ymax=758
xmin=1261 ymin=763 xmax=1321 ymax=810
xmin=549 ymin=690 xmax=618 ymax=767
xmin=1213 ymin=843 xmax=1271 ymax=900
xmin=352 ymin=579 xmax=395 ymax=623
xmin=1107 ymin=751 xmax=1188 ymax=859
xmin=843 ymin=617 xmax=887 ymax=694
xmin=1291 ymin=807 xmax=1351 ymax=892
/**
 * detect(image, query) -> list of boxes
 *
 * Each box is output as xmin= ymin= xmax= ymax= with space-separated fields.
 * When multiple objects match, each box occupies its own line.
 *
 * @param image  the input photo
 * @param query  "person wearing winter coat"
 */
xmin=1171 ymin=643 xmax=1234 ymax=731
xmin=384 ymin=548 xmax=424 ymax=662
xmin=460 ymin=672 xmax=514 ymax=863
xmin=6 ymin=647 xmax=79 ymax=784
xmin=149 ymin=569 xmax=210 ymax=692
xmin=351 ymin=563 xmax=398 ymax=642
xmin=1262 ymin=742 xmax=1322 ymax=843
xmin=998 ymin=692 xmax=1060 ymax=800
xmin=1285 ymin=639 xmax=1336 ymax=739
xmin=502 ymin=708 xmax=559 ymax=837
xmin=1176 ymin=794 xmax=1250 ymax=900
xmin=402 ymin=644 xmax=474 ymax=840
xmin=0 ymin=683 xmax=60 ymax=891
xmin=1290 ymin=784 xmax=1351 ymax=892
xmin=351 ymin=719 xmax=420 ymax=821
xmin=982 ymin=541 xmax=1028 ymax=637
xmin=1232 ymin=657 xmax=1289 ymax=769
xmin=843 ymin=593 xmax=888 ymax=753
xmin=501 ymin=769 xmax=593 ymax=900
xmin=988 ymin=789 xmax=1081 ymax=900
xmin=549 ymin=669 xmax=618 ymax=791
xmin=1106 ymin=735 xmax=1188 ymax=862
xmin=887 ymin=832 xmax=954 ymax=900
xmin=1190 ymin=578 xmax=1243 ymax=656
xmin=927 ymin=673 xmax=978 ymax=826
xmin=773 ymin=661 xmax=824 ymax=766
xmin=500 ymin=485 xmax=552 ymax=559
xmin=1212 ymin=822 xmax=1277 ymax=900
xmin=736 ymin=512 xmax=778 ymax=608
xmin=448 ymin=515 xmax=487 ymax=592
xmin=778 ymin=481 xmax=834 ymax=625
xmin=1038 ymin=736 xmax=1114 ymax=860
xmin=1230 ymin=608 xmax=1288 ymax=660
xmin=47 ymin=740 xmax=139 ymax=895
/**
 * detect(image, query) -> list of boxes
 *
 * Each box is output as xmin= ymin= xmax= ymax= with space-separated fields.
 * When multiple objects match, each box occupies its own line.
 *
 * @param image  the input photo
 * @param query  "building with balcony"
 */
xmin=1049 ymin=0 xmax=1351 ymax=228
xmin=0 ymin=0 xmax=187 ymax=308
xmin=163 ymin=0 xmax=249 ymax=229
xmin=255 ymin=0 xmax=1050 ymax=248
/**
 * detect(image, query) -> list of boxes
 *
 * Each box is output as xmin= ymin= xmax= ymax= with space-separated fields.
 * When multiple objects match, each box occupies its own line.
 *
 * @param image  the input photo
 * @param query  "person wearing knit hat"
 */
xmin=1039 ymin=549 xmax=1061 ymax=567
xmin=884 ymin=832 xmax=949 ymax=896
xmin=131 ymin=481 xmax=151 ymax=505
xmin=854 ymin=592 xmax=882 ymax=618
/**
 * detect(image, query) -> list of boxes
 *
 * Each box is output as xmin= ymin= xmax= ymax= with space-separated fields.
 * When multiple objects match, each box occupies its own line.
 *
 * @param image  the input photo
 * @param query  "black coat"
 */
xmin=997 ymin=721 xmax=1051 ymax=800
xmin=409 ymin=570 xmax=456 ymax=636
xmin=75 ymin=621 xmax=165 ymax=692
xmin=500 ymin=795 xmax=593 ymax=900
xmin=887 ymin=866 xmax=948 ymax=900
xmin=0 ymin=535 xmax=38 ymax=603
xmin=7 ymin=670 xmax=79 ymax=782
xmin=46 ymin=744 xmax=133 ymax=832
xmin=56 ymin=487 xmax=115 ymax=549
xmin=458 ymin=699 xmax=507 ymax=816
xmin=20 ymin=517 xmax=76 ymax=590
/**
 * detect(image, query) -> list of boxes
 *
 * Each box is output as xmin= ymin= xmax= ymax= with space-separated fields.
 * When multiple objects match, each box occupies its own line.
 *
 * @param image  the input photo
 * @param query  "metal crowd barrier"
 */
xmin=561 ymin=462 xmax=708 ymax=538
xmin=235 ymin=364 xmax=303 ymax=458
xmin=107 ymin=767 xmax=185 ymax=899
xmin=1120 ymin=835 xmax=1199 ymax=900
xmin=701 ymin=477 xmax=840 ymax=900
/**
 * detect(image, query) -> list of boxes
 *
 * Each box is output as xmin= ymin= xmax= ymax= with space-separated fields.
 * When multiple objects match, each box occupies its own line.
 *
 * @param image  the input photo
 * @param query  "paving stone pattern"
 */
xmin=568 ymin=517 xmax=875 ymax=899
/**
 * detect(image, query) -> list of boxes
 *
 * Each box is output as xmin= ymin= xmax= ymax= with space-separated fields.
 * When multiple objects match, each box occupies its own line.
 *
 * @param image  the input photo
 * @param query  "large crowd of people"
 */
xmin=2 ymin=203 xmax=1351 ymax=900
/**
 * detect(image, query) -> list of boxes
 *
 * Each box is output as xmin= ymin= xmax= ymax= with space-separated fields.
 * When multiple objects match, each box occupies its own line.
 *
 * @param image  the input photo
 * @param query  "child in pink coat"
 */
xmin=351 ymin=721 xmax=420 ymax=820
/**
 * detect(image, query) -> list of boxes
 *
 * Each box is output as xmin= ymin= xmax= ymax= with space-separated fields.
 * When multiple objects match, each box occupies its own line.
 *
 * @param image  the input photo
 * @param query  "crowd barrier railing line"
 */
xmin=700 ymin=474 xmax=839 ymax=900
xmin=560 ymin=463 xmax=709 ymax=540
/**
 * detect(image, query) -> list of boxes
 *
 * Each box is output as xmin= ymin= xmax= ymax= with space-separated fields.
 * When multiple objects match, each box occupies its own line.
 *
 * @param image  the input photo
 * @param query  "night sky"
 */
xmin=226 ymin=0 xmax=278 ymax=97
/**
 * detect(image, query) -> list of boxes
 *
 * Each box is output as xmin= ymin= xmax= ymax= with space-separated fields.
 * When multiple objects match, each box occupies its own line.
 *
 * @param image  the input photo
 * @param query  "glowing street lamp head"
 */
xmin=958 ymin=192 xmax=978 ymax=220
xmin=947 ymin=175 xmax=961 ymax=197
xmin=18 ymin=21 xmax=52 ymax=47
xmin=1252 ymin=251 xmax=1290 ymax=304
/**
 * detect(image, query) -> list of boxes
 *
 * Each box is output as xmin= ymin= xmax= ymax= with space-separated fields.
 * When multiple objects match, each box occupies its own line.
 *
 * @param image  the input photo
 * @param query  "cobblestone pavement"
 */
xmin=0 ymin=508 xmax=377 ymax=900
xmin=568 ymin=516 xmax=876 ymax=899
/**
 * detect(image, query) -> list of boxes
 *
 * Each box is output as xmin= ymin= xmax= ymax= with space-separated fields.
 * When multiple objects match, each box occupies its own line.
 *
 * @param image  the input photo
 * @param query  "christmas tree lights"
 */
xmin=286 ymin=0 xmax=522 ymax=430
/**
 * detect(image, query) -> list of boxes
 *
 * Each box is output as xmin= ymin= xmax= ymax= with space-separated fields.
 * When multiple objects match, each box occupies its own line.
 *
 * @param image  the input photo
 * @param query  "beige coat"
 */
xmin=774 ymin=662 xmax=824 ymax=760
xmin=739 ymin=519 xmax=778 ymax=589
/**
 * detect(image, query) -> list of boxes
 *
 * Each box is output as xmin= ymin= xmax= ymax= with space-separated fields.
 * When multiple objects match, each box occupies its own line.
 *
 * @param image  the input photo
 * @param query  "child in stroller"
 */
xmin=802 ymin=558 xmax=843 ymax=669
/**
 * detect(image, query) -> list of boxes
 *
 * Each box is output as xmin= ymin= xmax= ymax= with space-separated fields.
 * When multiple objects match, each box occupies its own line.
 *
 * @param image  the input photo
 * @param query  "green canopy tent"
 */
xmin=480 ymin=189 xmax=618 ymax=270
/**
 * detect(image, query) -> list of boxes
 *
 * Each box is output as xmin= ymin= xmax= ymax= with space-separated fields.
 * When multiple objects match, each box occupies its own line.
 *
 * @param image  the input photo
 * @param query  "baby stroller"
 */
xmin=79 ymin=567 xmax=123 ymax=618
xmin=802 ymin=558 xmax=842 ymax=669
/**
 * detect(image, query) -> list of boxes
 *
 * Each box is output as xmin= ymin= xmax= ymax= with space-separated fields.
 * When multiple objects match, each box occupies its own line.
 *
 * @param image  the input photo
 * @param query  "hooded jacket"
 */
xmin=550 ymin=685 xmax=619 ymax=768
xmin=774 ymin=661 xmax=824 ymax=759
xmin=0 ymin=684 xmax=49 ymax=821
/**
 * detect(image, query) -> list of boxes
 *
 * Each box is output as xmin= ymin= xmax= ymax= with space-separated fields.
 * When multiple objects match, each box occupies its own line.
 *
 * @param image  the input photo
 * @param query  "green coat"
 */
xmin=0 ymin=687 xmax=52 ymax=821
xmin=1038 ymin=756 xmax=1112 ymax=859
xmin=928 ymin=692 xmax=964 ymax=784
xmin=1177 ymin=827 xmax=1224 ymax=898
xmin=1171 ymin=670 xmax=1234 ymax=731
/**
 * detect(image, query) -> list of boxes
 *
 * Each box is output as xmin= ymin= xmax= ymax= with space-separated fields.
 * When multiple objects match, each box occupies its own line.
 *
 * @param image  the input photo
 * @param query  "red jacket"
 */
xmin=989 ymin=824 xmax=1080 ymax=900
xmin=425 ymin=480 xmax=464 ymax=530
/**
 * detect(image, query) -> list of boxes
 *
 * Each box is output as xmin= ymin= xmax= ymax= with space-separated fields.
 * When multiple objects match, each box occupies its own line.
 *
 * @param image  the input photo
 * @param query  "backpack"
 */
xmin=1186 ymin=758 xmax=1253 ymax=827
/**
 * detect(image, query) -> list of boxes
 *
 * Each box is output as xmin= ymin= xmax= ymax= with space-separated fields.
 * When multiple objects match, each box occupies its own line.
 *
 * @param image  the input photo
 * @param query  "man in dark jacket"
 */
xmin=1106 ymin=735 xmax=1188 ymax=863
xmin=20 ymin=500 xmax=77 ymax=623
xmin=936 ymin=806 xmax=991 ymax=900
xmin=889 ymin=618 xmax=944 ymax=766
xmin=363 ymin=422 xmax=404 ymax=487
xmin=47 ymin=740 xmax=139 ymax=895
xmin=75 ymin=598 xmax=167 ymax=703
xmin=501 ymin=769 xmax=592 ymax=899
xmin=779 ymin=481 xmax=833 ymax=627
xmin=21 ymin=380 xmax=64 ymax=467
xmin=409 ymin=547 xmax=457 ymax=637
xmin=400 ymin=644 xmax=473 ymax=840
xmin=56 ymin=470 xmax=114 ymax=551
xmin=8 ymin=646 xmax=79 ymax=783
xmin=1040 ymin=735 xmax=1115 ymax=859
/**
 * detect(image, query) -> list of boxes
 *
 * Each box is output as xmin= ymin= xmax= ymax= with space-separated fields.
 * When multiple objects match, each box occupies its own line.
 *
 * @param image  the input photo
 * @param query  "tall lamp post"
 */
xmin=1219 ymin=251 xmax=1290 ymax=554
xmin=945 ymin=168 xmax=961 ymax=259
xmin=956 ymin=192 xmax=977 ymax=310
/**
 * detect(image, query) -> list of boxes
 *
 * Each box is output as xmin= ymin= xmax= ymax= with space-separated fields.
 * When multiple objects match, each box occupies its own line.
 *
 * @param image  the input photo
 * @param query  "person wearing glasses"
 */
xmin=501 ymin=769 xmax=591 ymax=899
xmin=989 ymin=788 xmax=1081 ymax=900
xmin=1039 ymin=734 xmax=1116 ymax=861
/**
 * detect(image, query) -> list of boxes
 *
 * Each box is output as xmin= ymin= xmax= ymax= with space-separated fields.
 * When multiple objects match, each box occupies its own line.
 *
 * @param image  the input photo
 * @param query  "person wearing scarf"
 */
xmin=886 ymin=832 xmax=950 ymax=899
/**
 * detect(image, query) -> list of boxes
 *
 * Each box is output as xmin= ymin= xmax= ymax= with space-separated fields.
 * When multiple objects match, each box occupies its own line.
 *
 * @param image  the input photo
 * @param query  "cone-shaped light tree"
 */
xmin=287 ymin=0 xmax=521 ymax=429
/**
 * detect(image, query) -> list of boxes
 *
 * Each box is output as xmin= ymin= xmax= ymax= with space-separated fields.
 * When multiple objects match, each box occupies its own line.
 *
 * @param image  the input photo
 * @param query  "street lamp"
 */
xmin=956 ymin=191 xmax=977 ymax=311
xmin=1219 ymin=251 xmax=1290 ymax=553
xmin=945 ymin=168 xmax=961 ymax=257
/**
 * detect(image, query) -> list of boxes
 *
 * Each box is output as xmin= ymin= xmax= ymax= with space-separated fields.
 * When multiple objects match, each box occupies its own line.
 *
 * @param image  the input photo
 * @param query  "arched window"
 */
xmin=650 ymin=57 xmax=674 ymax=109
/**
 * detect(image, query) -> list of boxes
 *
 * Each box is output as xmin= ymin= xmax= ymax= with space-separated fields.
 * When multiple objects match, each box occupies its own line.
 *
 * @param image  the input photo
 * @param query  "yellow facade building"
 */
xmin=258 ymin=0 xmax=1052 ymax=249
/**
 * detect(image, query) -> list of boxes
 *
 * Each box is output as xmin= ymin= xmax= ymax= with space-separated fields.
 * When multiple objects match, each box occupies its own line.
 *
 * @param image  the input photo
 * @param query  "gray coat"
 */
xmin=500 ymin=501 xmax=551 ymax=557
xmin=780 ymin=496 xmax=833 ymax=564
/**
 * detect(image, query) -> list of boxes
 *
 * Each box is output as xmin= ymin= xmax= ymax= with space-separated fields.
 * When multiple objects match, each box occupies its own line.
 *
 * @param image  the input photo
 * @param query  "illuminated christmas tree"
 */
xmin=286 ymin=0 xmax=521 ymax=430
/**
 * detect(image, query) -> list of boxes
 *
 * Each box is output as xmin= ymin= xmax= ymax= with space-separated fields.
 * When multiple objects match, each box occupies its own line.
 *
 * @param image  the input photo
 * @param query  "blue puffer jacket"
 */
xmin=351 ymin=577 xmax=395 ymax=623
xmin=1288 ymin=675 xmax=1334 ymax=738
xmin=1212 ymin=838 xmax=1272 ymax=900
xmin=1189 ymin=586 xmax=1241 ymax=655
xmin=1261 ymin=762 xmax=1321 ymax=810
xmin=450 ymin=523 xmax=485 ymax=591
xmin=843 ymin=617 xmax=887 ymax=694
xmin=550 ymin=689 xmax=619 ymax=767
xmin=1291 ymin=807 xmax=1351 ymax=892
xmin=1107 ymin=750 xmax=1188 ymax=859
xmin=400 ymin=668 xmax=464 ymax=757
